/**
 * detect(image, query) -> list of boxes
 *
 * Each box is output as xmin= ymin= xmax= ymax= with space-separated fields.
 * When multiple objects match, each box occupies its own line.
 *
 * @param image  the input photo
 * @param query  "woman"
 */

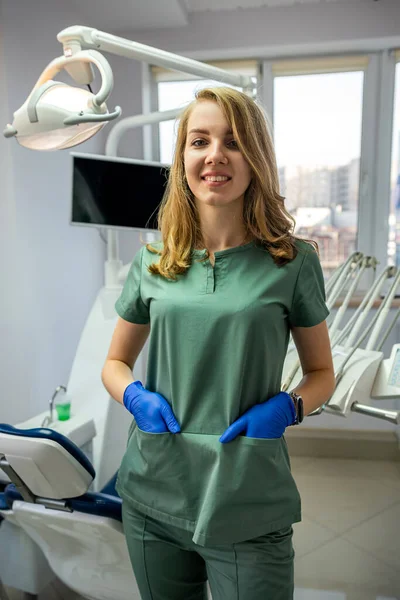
xmin=101 ymin=86 xmax=335 ymax=600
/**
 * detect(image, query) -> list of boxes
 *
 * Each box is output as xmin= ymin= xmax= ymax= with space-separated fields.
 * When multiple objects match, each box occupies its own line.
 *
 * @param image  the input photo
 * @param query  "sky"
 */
xmin=273 ymin=71 xmax=363 ymax=172
xmin=158 ymin=64 xmax=400 ymax=186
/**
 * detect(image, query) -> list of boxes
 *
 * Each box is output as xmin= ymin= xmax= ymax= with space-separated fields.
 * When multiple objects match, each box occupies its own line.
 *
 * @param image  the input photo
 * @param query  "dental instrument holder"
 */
xmin=282 ymin=253 xmax=366 ymax=398
xmin=340 ymin=268 xmax=400 ymax=422
xmin=333 ymin=265 xmax=394 ymax=349
xmin=306 ymin=272 xmax=400 ymax=422
xmin=330 ymin=273 xmax=400 ymax=422
xmin=282 ymin=258 xmax=400 ymax=424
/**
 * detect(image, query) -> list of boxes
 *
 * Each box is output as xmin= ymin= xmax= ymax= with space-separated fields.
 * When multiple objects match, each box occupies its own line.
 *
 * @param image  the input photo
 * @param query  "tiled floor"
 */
xmin=1 ymin=456 xmax=399 ymax=600
xmin=290 ymin=456 xmax=400 ymax=600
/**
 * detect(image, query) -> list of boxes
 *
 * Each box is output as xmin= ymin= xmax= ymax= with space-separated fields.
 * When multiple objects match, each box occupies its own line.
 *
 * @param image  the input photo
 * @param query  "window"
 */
xmin=388 ymin=58 xmax=400 ymax=267
xmin=272 ymin=57 xmax=367 ymax=278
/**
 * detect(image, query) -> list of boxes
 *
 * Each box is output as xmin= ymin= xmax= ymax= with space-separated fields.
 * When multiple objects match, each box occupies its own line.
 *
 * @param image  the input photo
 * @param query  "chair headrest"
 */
xmin=0 ymin=423 xmax=95 ymax=499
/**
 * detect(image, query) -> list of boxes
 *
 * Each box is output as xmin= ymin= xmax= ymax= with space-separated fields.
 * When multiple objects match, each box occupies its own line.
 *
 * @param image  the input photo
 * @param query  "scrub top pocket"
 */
xmin=116 ymin=426 xmax=301 ymax=547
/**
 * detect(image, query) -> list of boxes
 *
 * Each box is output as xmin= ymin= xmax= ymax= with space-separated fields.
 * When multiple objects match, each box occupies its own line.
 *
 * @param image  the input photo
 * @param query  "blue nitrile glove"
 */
xmin=123 ymin=381 xmax=181 ymax=434
xmin=219 ymin=391 xmax=296 ymax=443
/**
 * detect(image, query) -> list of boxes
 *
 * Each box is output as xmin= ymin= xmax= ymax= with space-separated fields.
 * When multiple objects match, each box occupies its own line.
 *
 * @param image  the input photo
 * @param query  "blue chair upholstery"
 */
xmin=3 ymin=484 xmax=122 ymax=522
xmin=0 ymin=493 xmax=8 ymax=523
xmin=101 ymin=472 xmax=119 ymax=497
xmin=3 ymin=484 xmax=21 ymax=508
xmin=69 ymin=491 xmax=122 ymax=522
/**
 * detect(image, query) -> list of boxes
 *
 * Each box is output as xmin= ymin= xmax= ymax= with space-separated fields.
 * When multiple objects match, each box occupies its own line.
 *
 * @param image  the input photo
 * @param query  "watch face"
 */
xmin=290 ymin=393 xmax=299 ymax=424
xmin=298 ymin=397 xmax=304 ymax=422
xmin=291 ymin=392 xmax=303 ymax=423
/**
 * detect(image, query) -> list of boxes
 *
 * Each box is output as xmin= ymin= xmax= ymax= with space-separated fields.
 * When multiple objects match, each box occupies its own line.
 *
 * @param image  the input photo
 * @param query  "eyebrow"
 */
xmin=188 ymin=128 xmax=233 ymax=135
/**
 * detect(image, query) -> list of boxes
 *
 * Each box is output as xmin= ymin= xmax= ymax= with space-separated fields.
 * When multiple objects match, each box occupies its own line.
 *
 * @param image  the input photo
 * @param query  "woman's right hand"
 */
xmin=123 ymin=381 xmax=181 ymax=434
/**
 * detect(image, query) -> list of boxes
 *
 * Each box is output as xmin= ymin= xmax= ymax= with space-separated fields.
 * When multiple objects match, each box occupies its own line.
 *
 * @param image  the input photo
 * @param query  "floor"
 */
xmin=1 ymin=455 xmax=399 ymax=600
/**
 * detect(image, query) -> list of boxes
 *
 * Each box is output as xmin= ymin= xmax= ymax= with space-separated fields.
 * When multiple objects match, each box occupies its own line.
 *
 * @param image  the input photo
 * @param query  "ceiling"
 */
xmin=71 ymin=0 xmax=374 ymax=33
xmin=184 ymin=0 xmax=368 ymax=11
xmin=70 ymin=0 xmax=188 ymax=32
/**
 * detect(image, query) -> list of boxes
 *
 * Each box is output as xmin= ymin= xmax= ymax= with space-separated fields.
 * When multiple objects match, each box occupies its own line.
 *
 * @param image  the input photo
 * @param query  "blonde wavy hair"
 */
xmin=144 ymin=86 xmax=316 ymax=280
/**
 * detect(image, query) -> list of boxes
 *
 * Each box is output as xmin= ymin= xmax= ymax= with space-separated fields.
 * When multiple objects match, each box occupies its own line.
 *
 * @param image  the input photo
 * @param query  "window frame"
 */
xmin=145 ymin=46 xmax=399 ymax=289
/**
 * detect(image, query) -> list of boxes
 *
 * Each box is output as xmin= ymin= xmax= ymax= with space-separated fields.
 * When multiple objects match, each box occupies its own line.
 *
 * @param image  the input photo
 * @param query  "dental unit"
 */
xmin=282 ymin=254 xmax=400 ymax=422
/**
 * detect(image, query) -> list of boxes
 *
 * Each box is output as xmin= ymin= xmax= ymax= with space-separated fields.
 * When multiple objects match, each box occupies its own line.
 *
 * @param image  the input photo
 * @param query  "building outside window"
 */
xmin=272 ymin=59 xmax=366 ymax=278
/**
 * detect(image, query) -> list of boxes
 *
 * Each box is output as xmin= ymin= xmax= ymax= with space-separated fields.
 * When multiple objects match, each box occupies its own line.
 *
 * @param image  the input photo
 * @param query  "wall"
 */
xmin=0 ymin=3 xmax=25 ymax=426
xmin=0 ymin=0 xmax=106 ymax=424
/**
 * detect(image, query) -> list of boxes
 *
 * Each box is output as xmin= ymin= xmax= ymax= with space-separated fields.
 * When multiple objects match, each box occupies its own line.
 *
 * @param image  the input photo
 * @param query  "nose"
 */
xmin=205 ymin=141 xmax=228 ymax=164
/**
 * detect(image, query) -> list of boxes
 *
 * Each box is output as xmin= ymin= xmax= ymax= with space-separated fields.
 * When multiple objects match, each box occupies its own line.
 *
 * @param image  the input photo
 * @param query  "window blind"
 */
xmin=272 ymin=55 xmax=369 ymax=77
xmin=151 ymin=60 xmax=258 ymax=82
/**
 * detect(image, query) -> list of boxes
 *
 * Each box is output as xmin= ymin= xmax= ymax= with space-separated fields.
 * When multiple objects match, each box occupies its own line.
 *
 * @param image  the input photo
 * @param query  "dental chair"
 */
xmin=0 ymin=424 xmax=141 ymax=600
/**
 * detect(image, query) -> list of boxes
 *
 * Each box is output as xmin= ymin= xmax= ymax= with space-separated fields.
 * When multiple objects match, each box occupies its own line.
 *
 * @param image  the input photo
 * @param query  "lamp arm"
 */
xmin=28 ymin=50 xmax=115 ymax=110
xmin=105 ymin=107 xmax=185 ymax=156
xmin=56 ymin=26 xmax=255 ymax=92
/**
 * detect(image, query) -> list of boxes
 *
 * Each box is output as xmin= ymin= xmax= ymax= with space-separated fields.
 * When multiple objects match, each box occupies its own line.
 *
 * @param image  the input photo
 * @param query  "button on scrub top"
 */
xmin=115 ymin=239 xmax=330 ymax=547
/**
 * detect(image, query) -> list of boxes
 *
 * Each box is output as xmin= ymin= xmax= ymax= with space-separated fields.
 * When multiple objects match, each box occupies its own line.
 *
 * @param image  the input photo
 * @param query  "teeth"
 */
xmin=204 ymin=176 xmax=229 ymax=182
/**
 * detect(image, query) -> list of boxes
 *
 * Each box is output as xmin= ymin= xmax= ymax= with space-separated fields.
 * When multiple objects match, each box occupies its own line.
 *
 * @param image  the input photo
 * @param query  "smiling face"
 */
xmin=183 ymin=100 xmax=252 ymax=210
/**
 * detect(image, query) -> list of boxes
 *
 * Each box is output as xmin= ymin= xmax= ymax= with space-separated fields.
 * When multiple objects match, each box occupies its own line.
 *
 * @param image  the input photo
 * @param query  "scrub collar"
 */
xmin=191 ymin=240 xmax=256 ymax=258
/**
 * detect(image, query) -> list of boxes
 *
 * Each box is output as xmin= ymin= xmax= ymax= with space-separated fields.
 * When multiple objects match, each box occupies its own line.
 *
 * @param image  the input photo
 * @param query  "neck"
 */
xmin=194 ymin=209 xmax=253 ymax=252
xmin=195 ymin=231 xmax=252 ymax=252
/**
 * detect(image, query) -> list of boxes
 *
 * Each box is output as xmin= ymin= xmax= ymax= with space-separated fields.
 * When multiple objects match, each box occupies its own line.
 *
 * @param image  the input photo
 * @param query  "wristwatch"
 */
xmin=288 ymin=391 xmax=304 ymax=425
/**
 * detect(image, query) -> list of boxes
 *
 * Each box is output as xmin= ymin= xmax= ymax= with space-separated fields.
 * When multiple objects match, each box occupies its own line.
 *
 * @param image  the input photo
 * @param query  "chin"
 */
xmin=198 ymin=196 xmax=236 ymax=207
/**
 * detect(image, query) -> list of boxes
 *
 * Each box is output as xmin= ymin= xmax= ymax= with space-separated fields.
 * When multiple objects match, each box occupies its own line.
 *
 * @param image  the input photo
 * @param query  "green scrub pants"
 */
xmin=122 ymin=501 xmax=295 ymax=600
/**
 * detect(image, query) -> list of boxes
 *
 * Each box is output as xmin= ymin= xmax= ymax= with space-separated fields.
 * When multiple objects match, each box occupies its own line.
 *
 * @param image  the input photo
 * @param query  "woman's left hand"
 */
xmin=219 ymin=391 xmax=297 ymax=443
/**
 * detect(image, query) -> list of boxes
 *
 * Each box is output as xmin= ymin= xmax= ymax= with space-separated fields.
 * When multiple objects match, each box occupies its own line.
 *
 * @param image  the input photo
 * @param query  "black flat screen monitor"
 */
xmin=70 ymin=152 xmax=170 ymax=232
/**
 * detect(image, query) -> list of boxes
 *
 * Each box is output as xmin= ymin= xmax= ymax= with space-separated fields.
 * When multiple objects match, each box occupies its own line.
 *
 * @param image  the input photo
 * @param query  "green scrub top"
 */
xmin=115 ymin=238 xmax=329 ymax=547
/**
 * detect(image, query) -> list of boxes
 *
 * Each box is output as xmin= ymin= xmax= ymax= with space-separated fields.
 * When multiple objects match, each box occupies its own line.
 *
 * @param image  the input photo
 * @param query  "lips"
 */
xmin=201 ymin=173 xmax=232 ymax=179
xmin=201 ymin=177 xmax=231 ymax=188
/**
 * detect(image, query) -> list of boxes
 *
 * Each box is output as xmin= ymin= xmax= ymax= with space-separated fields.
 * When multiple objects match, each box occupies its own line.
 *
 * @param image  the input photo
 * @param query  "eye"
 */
xmin=190 ymin=138 xmax=239 ymax=148
xmin=192 ymin=139 xmax=206 ymax=147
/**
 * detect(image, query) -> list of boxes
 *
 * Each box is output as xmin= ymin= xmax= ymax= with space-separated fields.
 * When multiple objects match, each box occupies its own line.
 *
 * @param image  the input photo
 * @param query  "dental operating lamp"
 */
xmin=3 ymin=25 xmax=255 ymax=151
